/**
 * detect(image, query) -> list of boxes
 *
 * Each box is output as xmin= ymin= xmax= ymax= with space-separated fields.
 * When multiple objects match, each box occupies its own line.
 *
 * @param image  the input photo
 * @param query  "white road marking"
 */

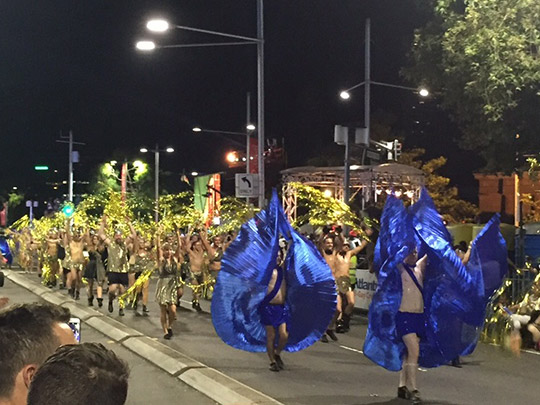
xmin=339 ymin=345 xmax=363 ymax=354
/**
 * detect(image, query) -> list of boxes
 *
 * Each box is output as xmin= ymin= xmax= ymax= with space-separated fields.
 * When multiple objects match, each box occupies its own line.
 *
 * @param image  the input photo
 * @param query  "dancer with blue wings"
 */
xmin=211 ymin=191 xmax=337 ymax=371
xmin=364 ymin=188 xmax=507 ymax=403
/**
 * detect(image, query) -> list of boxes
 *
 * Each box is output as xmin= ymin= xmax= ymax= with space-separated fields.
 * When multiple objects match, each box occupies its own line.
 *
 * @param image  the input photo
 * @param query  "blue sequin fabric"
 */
xmin=211 ymin=190 xmax=337 ymax=352
xmin=364 ymin=188 xmax=508 ymax=371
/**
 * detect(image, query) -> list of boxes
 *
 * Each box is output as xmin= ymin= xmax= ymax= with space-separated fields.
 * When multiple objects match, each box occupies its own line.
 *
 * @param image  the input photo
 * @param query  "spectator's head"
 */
xmin=0 ymin=303 xmax=74 ymax=405
xmin=27 ymin=343 xmax=130 ymax=405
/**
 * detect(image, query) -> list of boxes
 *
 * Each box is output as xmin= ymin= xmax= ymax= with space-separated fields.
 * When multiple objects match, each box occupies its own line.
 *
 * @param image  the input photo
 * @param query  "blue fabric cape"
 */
xmin=0 ymin=237 xmax=12 ymax=265
xmin=364 ymin=188 xmax=508 ymax=371
xmin=211 ymin=190 xmax=337 ymax=352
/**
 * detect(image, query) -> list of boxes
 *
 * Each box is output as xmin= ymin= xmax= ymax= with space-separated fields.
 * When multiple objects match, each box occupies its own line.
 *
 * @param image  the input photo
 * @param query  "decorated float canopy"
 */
xmin=281 ymin=163 xmax=425 ymax=222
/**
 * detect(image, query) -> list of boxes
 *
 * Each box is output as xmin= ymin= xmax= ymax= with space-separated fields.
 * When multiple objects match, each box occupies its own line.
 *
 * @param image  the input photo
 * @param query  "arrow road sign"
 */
xmin=235 ymin=173 xmax=259 ymax=198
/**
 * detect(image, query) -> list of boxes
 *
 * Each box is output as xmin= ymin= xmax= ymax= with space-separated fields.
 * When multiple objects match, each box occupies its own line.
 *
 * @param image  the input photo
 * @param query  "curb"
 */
xmin=5 ymin=270 xmax=284 ymax=405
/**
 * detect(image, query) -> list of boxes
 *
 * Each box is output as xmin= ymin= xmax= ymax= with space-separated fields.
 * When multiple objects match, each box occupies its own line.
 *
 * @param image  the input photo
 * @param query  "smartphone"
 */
xmin=68 ymin=317 xmax=81 ymax=342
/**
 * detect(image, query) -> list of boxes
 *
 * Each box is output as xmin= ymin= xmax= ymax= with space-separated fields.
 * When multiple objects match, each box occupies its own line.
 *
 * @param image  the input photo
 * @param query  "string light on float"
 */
xmin=405 ymin=190 xmax=415 ymax=199
xmin=323 ymin=189 xmax=333 ymax=198
xmin=375 ymin=187 xmax=383 ymax=195
xmin=394 ymin=189 xmax=402 ymax=198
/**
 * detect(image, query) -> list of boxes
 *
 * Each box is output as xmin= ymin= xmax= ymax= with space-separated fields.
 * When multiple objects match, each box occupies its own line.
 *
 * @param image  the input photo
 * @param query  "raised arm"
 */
xmin=174 ymin=225 xmax=184 ymax=262
xmin=128 ymin=221 xmax=139 ymax=253
xmin=64 ymin=220 xmax=71 ymax=245
xmin=97 ymin=215 xmax=110 ymax=246
xmin=347 ymin=238 xmax=369 ymax=258
xmin=200 ymin=228 xmax=215 ymax=258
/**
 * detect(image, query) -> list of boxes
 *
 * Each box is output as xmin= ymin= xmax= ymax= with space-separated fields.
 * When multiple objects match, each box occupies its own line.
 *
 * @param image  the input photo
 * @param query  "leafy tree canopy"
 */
xmin=405 ymin=0 xmax=540 ymax=171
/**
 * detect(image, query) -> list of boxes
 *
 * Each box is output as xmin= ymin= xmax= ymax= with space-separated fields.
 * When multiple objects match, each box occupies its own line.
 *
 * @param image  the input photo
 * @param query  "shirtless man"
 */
xmin=43 ymin=229 xmax=61 ymax=288
xmin=320 ymin=234 xmax=340 ymax=342
xmin=185 ymin=232 xmax=207 ymax=312
xmin=334 ymin=237 xmax=368 ymax=333
xmin=98 ymin=216 xmax=128 ymax=316
xmin=396 ymin=249 xmax=427 ymax=404
xmin=64 ymin=222 xmax=86 ymax=300
xmin=259 ymin=249 xmax=289 ymax=372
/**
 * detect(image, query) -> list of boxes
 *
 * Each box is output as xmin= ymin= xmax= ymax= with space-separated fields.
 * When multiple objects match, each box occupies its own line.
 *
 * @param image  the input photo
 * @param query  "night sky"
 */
xmin=0 ymin=1 xmax=480 ymax=202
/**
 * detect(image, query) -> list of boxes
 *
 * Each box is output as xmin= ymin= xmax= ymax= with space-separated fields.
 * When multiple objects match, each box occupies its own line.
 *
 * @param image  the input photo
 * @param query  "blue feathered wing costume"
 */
xmin=211 ymin=191 xmax=337 ymax=352
xmin=364 ymin=188 xmax=507 ymax=371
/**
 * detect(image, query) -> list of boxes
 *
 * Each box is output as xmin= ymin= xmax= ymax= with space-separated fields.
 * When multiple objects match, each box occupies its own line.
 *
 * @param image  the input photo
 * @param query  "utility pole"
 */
xmin=257 ymin=0 xmax=265 ymax=208
xmin=364 ymin=18 xmax=371 ymax=150
xmin=246 ymin=92 xmax=251 ymax=204
xmin=56 ymin=130 xmax=85 ymax=202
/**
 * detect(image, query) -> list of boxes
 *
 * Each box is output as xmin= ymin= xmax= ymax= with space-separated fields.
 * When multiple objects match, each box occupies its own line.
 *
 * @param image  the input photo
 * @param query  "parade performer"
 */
xmin=212 ymin=191 xmax=337 ymax=370
xmin=185 ymin=231 xmax=208 ymax=312
xmin=130 ymin=230 xmax=156 ymax=315
xmin=83 ymin=233 xmax=107 ymax=307
xmin=364 ymin=189 xmax=507 ymax=403
xmin=155 ymin=226 xmax=183 ymax=339
xmin=64 ymin=222 xmax=86 ymax=300
xmin=98 ymin=216 xmax=129 ymax=316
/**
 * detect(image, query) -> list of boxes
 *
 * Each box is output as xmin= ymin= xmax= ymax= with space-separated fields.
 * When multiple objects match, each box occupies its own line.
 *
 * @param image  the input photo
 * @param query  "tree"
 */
xmin=399 ymin=149 xmax=478 ymax=222
xmin=404 ymin=0 xmax=540 ymax=172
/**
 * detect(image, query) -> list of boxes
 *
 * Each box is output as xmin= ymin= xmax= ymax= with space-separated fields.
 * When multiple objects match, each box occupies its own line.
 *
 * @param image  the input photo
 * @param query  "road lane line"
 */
xmin=339 ymin=345 xmax=363 ymax=354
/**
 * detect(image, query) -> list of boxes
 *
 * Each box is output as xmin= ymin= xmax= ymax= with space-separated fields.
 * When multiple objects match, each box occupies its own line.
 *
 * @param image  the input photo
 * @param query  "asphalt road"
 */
xmin=1 ymin=277 xmax=217 ymax=405
xmin=3 ymin=271 xmax=539 ymax=405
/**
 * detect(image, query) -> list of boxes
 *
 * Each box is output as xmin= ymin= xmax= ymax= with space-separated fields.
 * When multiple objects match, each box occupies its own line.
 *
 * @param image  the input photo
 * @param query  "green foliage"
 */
xmin=289 ymin=182 xmax=366 ymax=231
xmin=405 ymin=0 xmax=540 ymax=171
xmin=8 ymin=192 xmax=24 ymax=208
xmin=399 ymin=149 xmax=478 ymax=222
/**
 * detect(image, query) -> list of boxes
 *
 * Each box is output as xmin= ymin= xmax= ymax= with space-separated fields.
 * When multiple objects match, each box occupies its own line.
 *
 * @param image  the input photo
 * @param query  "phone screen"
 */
xmin=68 ymin=317 xmax=81 ymax=342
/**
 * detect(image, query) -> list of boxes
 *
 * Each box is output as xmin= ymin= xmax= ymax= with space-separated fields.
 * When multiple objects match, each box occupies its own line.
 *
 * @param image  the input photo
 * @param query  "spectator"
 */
xmin=27 ymin=343 xmax=130 ymax=405
xmin=0 ymin=303 xmax=75 ymax=405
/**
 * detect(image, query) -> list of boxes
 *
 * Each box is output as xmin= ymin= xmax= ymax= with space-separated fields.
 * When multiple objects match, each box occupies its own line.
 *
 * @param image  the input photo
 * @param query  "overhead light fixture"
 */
xmin=135 ymin=40 xmax=156 ymax=51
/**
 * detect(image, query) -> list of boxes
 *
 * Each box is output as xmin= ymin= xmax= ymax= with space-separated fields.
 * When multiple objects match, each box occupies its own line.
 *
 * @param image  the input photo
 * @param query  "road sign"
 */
xmin=235 ymin=173 xmax=259 ymax=198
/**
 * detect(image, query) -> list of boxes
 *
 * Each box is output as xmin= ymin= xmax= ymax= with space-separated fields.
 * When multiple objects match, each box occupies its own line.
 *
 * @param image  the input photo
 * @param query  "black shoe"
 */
xmin=320 ymin=334 xmax=329 ymax=343
xmin=275 ymin=355 xmax=284 ymax=370
xmin=411 ymin=390 xmax=421 ymax=404
xmin=68 ymin=288 xmax=75 ymax=298
xmin=193 ymin=302 xmax=202 ymax=312
xmin=326 ymin=329 xmax=338 ymax=341
xmin=142 ymin=305 xmax=149 ymax=315
xmin=451 ymin=357 xmax=462 ymax=368
xmin=119 ymin=308 xmax=124 ymax=316
xmin=397 ymin=386 xmax=411 ymax=400
xmin=108 ymin=301 xmax=114 ymax=313
xmin=75 ymin=291 xmax=80 ymax=300
xmin=167 ymin=328 xmax=173 ymax=337
xmin=88 ymin=296 xmax=94 ymax=307
xmin=336 ymin=322 xmax=346 ymax=334
xmin=164 ymin=331 xmax=172 ymax=340
xmin=97 ymin=298 xmax=103 ymax=308
xmin=269 ymin=362 xmax=280 ymax=372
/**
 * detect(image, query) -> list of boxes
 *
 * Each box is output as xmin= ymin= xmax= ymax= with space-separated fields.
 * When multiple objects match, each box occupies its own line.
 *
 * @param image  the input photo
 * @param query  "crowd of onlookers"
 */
xmin=0 ymin=302 xmax=130 ymax=405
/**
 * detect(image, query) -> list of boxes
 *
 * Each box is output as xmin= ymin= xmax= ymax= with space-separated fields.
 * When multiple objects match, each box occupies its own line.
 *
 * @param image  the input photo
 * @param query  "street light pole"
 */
xmin=246 ymin=92 xmax=251 ymax=174
xmin=154 ymin=144 xmax=160 ymax=223
xmin=136 ymin=6 xmax=265 ymax=208
xmin=364 ymin=18 xmax=371 ymax=150
xmin=257 ymin=0 xmax=265 ymax=208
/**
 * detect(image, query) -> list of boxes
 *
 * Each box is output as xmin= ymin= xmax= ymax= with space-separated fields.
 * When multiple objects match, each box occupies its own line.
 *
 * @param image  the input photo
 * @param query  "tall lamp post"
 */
xmin=135 ymin=1 xmax=265 ymax=207
xmin=140 ymin=145 xmax=174 ymax=222
xmin=338 ymin=18 xmax=429 ymax=204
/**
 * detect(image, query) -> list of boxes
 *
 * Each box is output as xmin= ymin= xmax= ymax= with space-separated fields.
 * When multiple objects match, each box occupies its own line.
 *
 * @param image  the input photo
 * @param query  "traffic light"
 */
xmin=393 ymin=140 xmax=402 ymax=160
xmin=61 ymin=202 xmax=74 ymax=217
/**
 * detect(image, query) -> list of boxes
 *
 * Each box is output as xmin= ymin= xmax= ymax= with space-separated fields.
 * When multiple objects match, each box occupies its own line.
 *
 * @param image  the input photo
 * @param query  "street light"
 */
xmin=135 ymin=3 xmax=266 ymax=208
xmin=147 ymin=19 xmax=170 ymax=33
xmin=136 ymin=40 xmax=156 ymax=51
xmin=140 ymin=144 xmax=174 ymax=222
xmin=337 ymin=18 xmax=429 ymax=206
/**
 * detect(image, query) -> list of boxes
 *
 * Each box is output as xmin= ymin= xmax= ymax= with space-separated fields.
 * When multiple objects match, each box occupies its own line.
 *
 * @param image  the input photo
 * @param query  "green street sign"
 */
xmin=34 ymin=166 xmax=49 ymax=171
